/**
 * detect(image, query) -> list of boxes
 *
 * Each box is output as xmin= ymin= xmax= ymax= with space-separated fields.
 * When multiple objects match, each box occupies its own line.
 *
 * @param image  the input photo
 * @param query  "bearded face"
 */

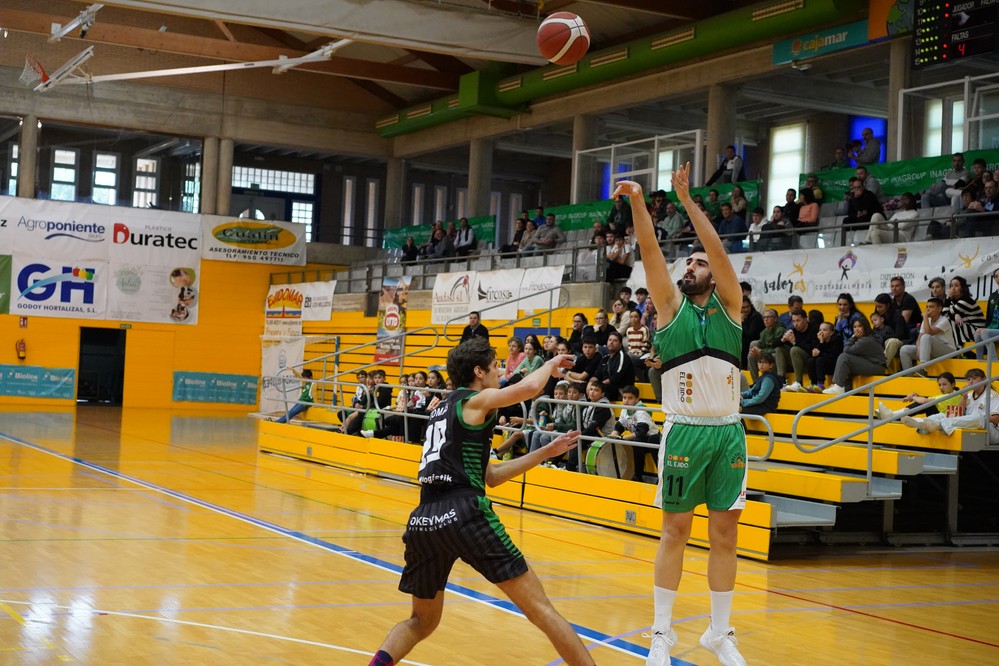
xmin=679 ymin=254 xmax=713 ymax=296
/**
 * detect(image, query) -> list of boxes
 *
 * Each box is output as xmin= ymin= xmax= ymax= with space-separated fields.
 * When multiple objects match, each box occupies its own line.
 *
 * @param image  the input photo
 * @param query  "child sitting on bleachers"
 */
xmin=565 ymin=379 xmax=614 ymax=471
xmin=611 ymin=385 xmax=660 ymax=483
xmin=740 ymin=352 xmax=783 ymax=416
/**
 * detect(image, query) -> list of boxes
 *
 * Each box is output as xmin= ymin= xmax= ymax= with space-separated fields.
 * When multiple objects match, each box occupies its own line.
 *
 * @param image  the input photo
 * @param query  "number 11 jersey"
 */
xmin=417 ymin=388 xmax=496 ymax=501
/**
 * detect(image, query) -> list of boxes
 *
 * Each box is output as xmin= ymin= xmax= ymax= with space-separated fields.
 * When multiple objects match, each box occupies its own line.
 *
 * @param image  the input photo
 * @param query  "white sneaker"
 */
xmin=782 ymin=381 xmax=801 ymax=393
xmin=900 ymin=415 xmax=921 ymax=429
xmin=877 ymin=402 xmax=893 ymax=421
xmin=821 ymin=384 xmax=845 ymax=395
xmin=360 ymin=430 xmax=374 ymax=438
xmin=700 ymin=625 xmax=746 ymax=666
xmin=920 ymin=418 xmax=942 ymax=433
xmin=644 ymin=626 xmax=677 ymax=666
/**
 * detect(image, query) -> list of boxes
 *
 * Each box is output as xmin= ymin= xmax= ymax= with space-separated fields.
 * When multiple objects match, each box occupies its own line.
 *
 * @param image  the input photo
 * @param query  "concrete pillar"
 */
xmin=705 ymin=84 xmax=736 ymax=184
xmin=383 ymin=157 xmax=405 ymax=229
xmin=17 ymin=115 xmax=39 ymax=199
xmin=888 ymin=36 xmax=913 ymax=161
xmin=467 ymin=138 xmax=493 ymax=219
xmin=216 ymin=138 xmax=234 ymax=217
xmin=571 ymin=114 xmax=600 ymax=203
xmin=200 ymin=136 xmax=219 ymax=215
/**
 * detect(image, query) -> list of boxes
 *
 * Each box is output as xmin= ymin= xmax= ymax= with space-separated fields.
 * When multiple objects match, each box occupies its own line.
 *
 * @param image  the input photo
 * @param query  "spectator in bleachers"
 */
xmin=401 ymin=236 xmax=419 ymax=263
xmin=565 ymin=378 xmax=615 ymax=470
xmin=833 ymin=293 xmax=863 ymax=342
xmin=499 ymin=337 xmax=525 ymax=388
xmin=649 ymin=190 xmax=668 ymax=227
xmin=899 ymin=368 xmax=999 ymax=444
xmin=607 ymin=297 xmax=630 ymax=334
xmin=343 ymin=370 xmax=375 ymax=434
xmin=607 ymin=196 xmax=633 ymax=234
xmin=454 ymin=217 xmax=476 ymax=256
xmin=459 ymin=311 xmax=489 ymax=342
xmin=658 ymin=201 xmax=686 ymax=241
xmin=850 ymin=127 xmax=881 ymax=166
xmin=865 ymin=192 xmax=919 ymax=244
xmin=642 ymin=300 xmax=657 ymax=334
xmin=921 ymin=152 xmax=969 ymax=213
xmin=595 ymin=331 xmax=635 ymax=402
xmin=541 ymin=340 xmax=573 ymax=398
xmin=781 ymin=188 xmax=800 ymax=225
xmin=634 ymin=287 xmax=650 ymax=315
xmin=612 ymin=385 xmax=660 ymax=483
xmin=427 ymin=369 xmax=445 ymax=392
xmin=274 ymin=368 xmax=314 ymax=423
xmin=729 ymin=185 xmax=748 ymax=217
xmin=589 ymin=310 xmax=612 ymax=349
xmin=500 ymin=218 xmax=524 ymax=254
xmin=704 ymin=189 xmax=723 ymax=221
xmin=605 ymin=232 xmax=634 ymax=282
xmin=781 ymin=308 xmax=819 ymax=393
xmin=618 ymin=286 xmax=639 ymax=311
xmin=974 ymin=267 xmax=999 ymax=362
xmin=964 ymin=179 xmax=999 ymax=237
xmin=445 ymin=221 xmax=457 ymax=243
xmin=625 ymin=309 xmax=651 ymax=358
xmin=740 ymin=282 xmax=765 ymax=315
xmin=802 ymin=174 xmax=824 ymax=204
xmin=717 ymin=203 xmax=748 ymax=253
xmin=928 ymin=276 xmax=946 ymax=301
xmin=748 ymin=308 xmax=789 ymax=383
xmin=808 ymin=322 xmax=844 ymax=391
xmin=517 ymin=219 xmax=538 ymax=253
xmin=795 ymin=187 xmax=820 ymax=248
xmin=424 ymin=227 xmax=455 ymax=260
xmin=566 ymin=335 xmax=602 ymax=383
xmin=740 ymin=352 xmax=783 ymax=416
xmin=845 ymin=177 xmax=886 ymax=246
xmin=889 ymin=276 xmax=923 ymax=343
xmin=856 ymin=166 xmax=883 ymax=201
xmin=741 ymin=297 xmax=765 ymax=372
xmin=706 ymin=145 xmax=746 ymax=185
xmin=821 ymin=316 xmax=887 ymax=395
xmin=527 ymin=380 xmax=574 ymax=455
xmin=523 ymin=214 xmax=565 ymax=252
xmin=760 ymin=205 xmax=794 ymax=251
xmin=962 ymin=158 xmax=989 ymax=200
xmin=532 ymin=207 xmax=546 ymax=227
xmin=779 ymin=295 xmax=804 ymax=329
xmin=567 ymin=312 xmax=588 ymax=354
xmin=514 ymin=339 xmax=545 ymax=379
xmin=872 ymin=294 xmax=907 ymax=371
xmin=747 ymin=207 xmax=765 ymax=251
xmin=878 ymin=372 xmax=962 ymax=422
xmin=824 ymin=146 xmax=852 ymax=170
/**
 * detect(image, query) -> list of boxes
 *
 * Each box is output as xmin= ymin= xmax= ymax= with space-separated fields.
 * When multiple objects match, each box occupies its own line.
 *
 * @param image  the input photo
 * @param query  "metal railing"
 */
xmin=443 ymin=285 xmax=570 ymax=342
xmin=790 ymin=338 xmax=997 ymax=498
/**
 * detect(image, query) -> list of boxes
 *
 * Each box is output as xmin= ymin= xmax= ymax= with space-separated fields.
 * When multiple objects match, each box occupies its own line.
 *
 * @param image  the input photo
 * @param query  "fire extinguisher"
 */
xmin=15 ymin=339 xmax=26 ymax=360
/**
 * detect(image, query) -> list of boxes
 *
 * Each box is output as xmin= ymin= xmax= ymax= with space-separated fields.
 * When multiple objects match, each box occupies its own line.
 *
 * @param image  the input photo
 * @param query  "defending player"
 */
xmin=369 ymin=337 xmax=594 ymax=666
xmin=613 ymin=164 xmax=748 ymax=666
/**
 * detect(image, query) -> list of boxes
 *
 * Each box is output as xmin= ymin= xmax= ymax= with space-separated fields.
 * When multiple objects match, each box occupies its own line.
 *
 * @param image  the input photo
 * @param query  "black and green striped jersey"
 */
xmin=652 ymin=291 xmax=742 ymax=417
xmin=417 ymin=388 xmax=496 ymax=500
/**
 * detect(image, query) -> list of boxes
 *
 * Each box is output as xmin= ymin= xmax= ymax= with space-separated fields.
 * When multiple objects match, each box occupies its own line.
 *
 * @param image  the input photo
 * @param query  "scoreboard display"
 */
xmin=914 ymin=0 xmax=999 ymax=68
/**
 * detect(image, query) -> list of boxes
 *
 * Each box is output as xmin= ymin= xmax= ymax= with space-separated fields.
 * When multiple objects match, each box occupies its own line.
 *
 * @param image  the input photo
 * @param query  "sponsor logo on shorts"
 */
xmin=730 ymin=454 xmax=746 ymax=469
xmin=409 ymin=508 xmax=458 ymax=531
xmin=677 ymin=371 xmax=694 ymax=404
xmin=665 ymin=454 xmax=690 ymax=469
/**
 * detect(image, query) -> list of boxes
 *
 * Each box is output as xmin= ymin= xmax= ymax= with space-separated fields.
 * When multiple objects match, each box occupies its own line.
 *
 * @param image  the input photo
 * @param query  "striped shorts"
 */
xmin=399 ymin=492 xmax=527 ymax=599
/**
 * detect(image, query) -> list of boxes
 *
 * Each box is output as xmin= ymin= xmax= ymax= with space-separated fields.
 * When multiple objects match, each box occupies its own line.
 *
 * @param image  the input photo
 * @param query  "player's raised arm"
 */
xmin=464 ymin=354 xmax=574 ymax=420
xmin=611 ymin=180 xmax=680 ymax=324
xmin=671 ymin=162 xmax=742 ymax=321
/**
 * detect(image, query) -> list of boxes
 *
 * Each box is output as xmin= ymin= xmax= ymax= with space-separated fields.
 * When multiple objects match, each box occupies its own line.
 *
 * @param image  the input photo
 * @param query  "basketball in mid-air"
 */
xmin=536 ymin=12 xmax=590 ymax=66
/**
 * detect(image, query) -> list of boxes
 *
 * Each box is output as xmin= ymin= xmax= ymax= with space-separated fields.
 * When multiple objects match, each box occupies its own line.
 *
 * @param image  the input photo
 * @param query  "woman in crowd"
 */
xmin=945 ymin=275 xmax=986 ymax=352
xmin=518 ymin=219 xmax=538 ymax=252
xmin=795 ymin=187 xmax=820 ymax=248
xmin=515 ymin=340 xmax=545 ymax=378
xmin=729 ymin=185 xmax=748 ymax=216
xmin=499 ymin=337 xmax=526 ymax=388
xmin=400 ymin=236 xmax=419 ymax=263
xmin=833 ymin=292 xmax=863 ymax=341
xmin=607 ymin=297 xmax=630 ymax=335
xmin=822 ymin=316 xmax=887 ymax=395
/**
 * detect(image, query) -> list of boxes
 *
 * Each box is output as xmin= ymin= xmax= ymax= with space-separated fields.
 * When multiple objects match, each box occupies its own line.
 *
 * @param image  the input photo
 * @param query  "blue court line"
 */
xmin=0 ymin=431 xmax=652 ymax=662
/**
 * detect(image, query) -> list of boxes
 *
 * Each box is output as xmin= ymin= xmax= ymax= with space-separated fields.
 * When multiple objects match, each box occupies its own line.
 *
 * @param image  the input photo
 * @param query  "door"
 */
xmin=78 ymin=328 xmax=126 ymax=404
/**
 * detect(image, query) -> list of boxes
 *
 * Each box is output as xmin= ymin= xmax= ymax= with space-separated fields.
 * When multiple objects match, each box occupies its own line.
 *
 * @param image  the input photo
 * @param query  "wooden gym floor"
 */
xmin=0 ymin=406 xmax=996 ymax=665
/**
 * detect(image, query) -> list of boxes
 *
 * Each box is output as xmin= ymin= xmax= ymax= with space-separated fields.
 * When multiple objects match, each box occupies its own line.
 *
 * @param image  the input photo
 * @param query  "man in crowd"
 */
xmin=900 ymin=297 xmax=956 ymax=374
xmin=844 ymin=177 xmax=885 ymax=246
xmin=706 ymin=145 xmax=746 ymax=185
xmin=889 ymin=276 xmax=923 ymax=343
xmin=921 ymin=152 xmax=969 ymax=213
xmin=459 ymin=311 xmax=490 ymax=342
xmin=594 ymin=330 xmax=635 ymax=401
xmin=748 ymin=309 xmax=789 ymax=383
xmin=454 ymin=217 xmax=477 ymax=256
xmin=565 ymin=336 xmax=603 ymax=384
xmin=850 ymin=127 xmax=881 ymax=165
xmin=781 ymin=309 xmax=819 ymax=393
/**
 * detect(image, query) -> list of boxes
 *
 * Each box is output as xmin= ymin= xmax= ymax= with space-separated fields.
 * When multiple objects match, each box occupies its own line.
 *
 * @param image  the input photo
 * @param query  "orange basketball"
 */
xmin=536 ymin=12 xmax=590 ymax=66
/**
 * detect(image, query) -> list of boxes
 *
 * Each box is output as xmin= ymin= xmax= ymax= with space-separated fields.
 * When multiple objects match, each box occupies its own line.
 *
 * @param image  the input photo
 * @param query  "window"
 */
xmin=133 ymin=157 xmax=159 ymax=208
xmin=291 ymin=201 xmax=314 ymax=242
xmin=411 ymin=183 xmax=425 ymax=226
xmin=657 ymin=150 xmax=676 ymax=193
xmin=766 ymin=124 xmax=804 ymax=215
xmin=341 ymin=176 xmax=356 ymax=245
xmin=924 ymin=99 xmax=966 ymax=156
xmin=7 ymin=143 xmax=17 ymax=196
xmin=92 ymin=152 xmax=118 ymax=205
xmin=51 ymin=148 xmax=79 ymax=202
xmin=365 ymin=178 xmax=380 ymax=248
xmin=434 ymin=185 xmax=448 ymax=222
xmin=182 ymin=161 xmax=201 ymax=213
xmin=232 ymin=166 xmax=315 ymax=194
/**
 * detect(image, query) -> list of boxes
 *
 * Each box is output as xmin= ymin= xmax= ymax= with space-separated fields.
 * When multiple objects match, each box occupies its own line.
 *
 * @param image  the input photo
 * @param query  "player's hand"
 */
xmin=543 ymin=430 xmax=580 ymax=458
xmin=671 ymin=162 xmax=692 ymax=199
xmin=549 ymin=354 xmax=574 ymax=378
xmin=611 ymin=180 xmax=644 ymax=201
xmin=428 ymin=396 xmax=442 ymax=411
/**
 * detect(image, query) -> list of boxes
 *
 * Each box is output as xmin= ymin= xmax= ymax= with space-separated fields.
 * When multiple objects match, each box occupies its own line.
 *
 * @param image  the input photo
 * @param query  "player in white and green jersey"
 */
xmin=615 ymin=162 xmax=748 ymax=666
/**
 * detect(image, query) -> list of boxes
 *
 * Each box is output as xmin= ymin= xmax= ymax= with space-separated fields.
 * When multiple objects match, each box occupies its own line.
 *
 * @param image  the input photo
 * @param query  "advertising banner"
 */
xmin=201 ymin=215 xmax=307 ymax=265
xmin=106 ymin=263 xmax=200 ymax=324
xmin=473 ymin=269 xmax=522 ymax=321
xmin=259 ymin=337 xmax=306 ymax=413
xmin=519 ymin=265 xmax=565 ymax=312
xmin=382 ymin=215 xmax=496 ymax=250
xmin=773 ymin=21 xmax=872 ymax=65
xmin=301 ymin=280 xmax=336 ymax=321
xmin=375 ymin=276 xmax=409 ymax=365
xmin=431 ymin=271 xmax=476 ymax=325
xmin=5 ymin=197 xmax=109 ymax=260
xmin=631 ymin=238 xmax=999 ymax=305
xmin=172 ymin=371 xmax=258 ymax=404
xmin=0 ymin=255 xmax=9 ymax=314
xmin=107 ymin=213 xmax=202 ymax=265
xmin=0 ymin=364 xmax=76 ymax=399
xmin=9 ymin=256 xmax=107 ymax=319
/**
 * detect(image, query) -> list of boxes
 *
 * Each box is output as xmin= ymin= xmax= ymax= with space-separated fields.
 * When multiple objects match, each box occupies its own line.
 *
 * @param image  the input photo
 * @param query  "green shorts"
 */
xmin=655 ymin=421 xmax=747 ymax=513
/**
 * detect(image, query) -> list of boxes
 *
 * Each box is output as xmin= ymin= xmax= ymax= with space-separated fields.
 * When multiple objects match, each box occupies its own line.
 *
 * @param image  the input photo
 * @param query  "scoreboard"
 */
xmin=914 ymin=0 xmax=999 ymax=68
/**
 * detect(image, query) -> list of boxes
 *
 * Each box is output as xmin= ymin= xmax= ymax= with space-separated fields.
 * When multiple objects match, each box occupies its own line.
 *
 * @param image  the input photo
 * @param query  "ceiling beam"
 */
xmin=213 ymin=20 xmax=236 ymax=42
xmin=740 ymin=78 xmax=887 ymax=118
xmin=4 ymin=9 xmax=459 ymax=90
xmin=350 ymin=80 xmax=407 ymax=109
xmin=403 ymin=50 xmax=474 ymax=75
